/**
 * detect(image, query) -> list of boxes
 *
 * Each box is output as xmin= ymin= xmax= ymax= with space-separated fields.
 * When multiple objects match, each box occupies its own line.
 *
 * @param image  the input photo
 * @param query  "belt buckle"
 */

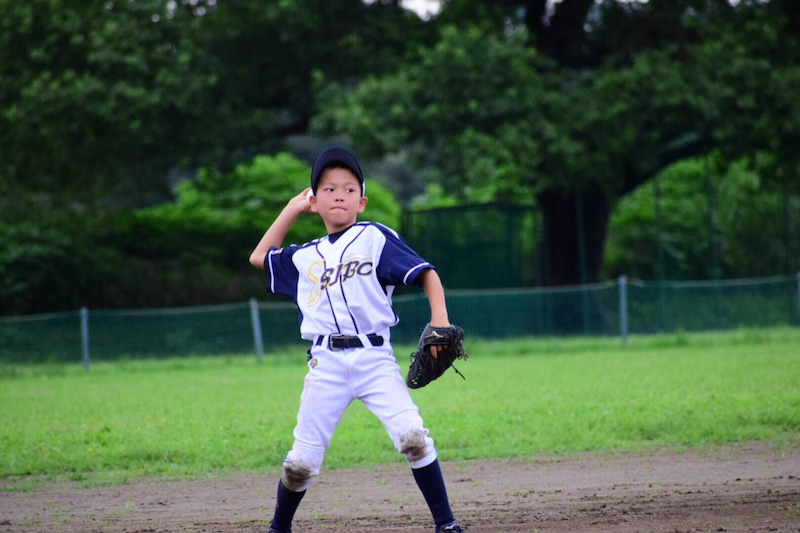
xmin=328 ymin=334 xmax=347 ymax=350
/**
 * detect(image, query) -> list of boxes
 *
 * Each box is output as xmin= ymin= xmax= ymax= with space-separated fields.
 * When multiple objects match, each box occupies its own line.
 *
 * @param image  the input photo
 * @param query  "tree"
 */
xmin=0 ymin=0 xmax=219 ymax=314
xmin=314 ymin=23 xmax=698 ymax=284
xmin=3 ymin=0 xmax=797 ymax=314
xmin=505 ymin=0 xmax=800 ymax=281
xmin=0 ymin=152 xmax=402 ymax=314
xmin=605 ymin=156 xmax=800 ymax=280
xmin=115 ymin=153 xmax=401 ymax=308
xmin=187 ymin=0 xmax=439 ymax=167
xmin=0 ymin=0 xmax=216 ymax=208
xmin=0 ymin=0 xmax=428 ymax=314
xmin=316 ymin=0 xmax=798 ymax=286
xmin=694 ymin=1 xmax=800 ymax=193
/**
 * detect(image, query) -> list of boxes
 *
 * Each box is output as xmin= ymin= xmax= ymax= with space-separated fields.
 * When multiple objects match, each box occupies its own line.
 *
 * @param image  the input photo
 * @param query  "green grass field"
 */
xmin=2 ymin=328 xmax=799 ymax=488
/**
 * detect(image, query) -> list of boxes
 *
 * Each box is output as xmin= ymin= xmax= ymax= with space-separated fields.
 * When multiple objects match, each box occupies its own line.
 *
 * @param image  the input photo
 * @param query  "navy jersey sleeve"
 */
xmin=265 ymin=245 xmax=301 ymax=301
xmin=372 ymin=224 xmax=434 ymax=287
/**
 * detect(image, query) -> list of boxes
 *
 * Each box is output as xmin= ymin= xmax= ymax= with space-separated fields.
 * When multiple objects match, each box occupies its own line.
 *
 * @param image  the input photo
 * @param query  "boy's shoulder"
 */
xmin=281 ymin=236 xmax=325 ymax=254
xmin=354 ymin=221 xmax=401 ymax=239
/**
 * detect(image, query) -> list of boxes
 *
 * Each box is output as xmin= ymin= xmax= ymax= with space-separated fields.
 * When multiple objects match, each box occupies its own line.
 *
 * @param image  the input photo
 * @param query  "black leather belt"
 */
xmin=315 ymin=333 xmax=384 ymax=350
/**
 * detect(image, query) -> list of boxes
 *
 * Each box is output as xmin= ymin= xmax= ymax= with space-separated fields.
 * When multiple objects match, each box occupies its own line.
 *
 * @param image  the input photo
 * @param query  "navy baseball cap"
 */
xmin=311 ymin=147 xmax=365 ymax=195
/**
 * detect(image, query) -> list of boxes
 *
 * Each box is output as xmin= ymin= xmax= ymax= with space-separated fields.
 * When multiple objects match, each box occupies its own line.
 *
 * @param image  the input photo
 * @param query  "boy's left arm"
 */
xmin=418 ymin=268 xmax=450 ymax=328
xmin=406 ymin=268 xmax=469 ymax=388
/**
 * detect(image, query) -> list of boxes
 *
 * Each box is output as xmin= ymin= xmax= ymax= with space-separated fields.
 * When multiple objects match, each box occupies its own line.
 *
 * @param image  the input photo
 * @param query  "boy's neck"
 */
xmin=327 ymin=223 xmax=356 ymax=243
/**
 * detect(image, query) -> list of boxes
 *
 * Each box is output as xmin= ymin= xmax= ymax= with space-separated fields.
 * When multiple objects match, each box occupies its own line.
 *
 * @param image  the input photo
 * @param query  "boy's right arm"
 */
xmin=249 ymin=187 xmax=313 ymax=270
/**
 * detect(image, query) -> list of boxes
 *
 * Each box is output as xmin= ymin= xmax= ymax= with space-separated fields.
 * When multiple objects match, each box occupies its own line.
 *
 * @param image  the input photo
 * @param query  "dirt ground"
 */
xmin=2 ymin=443 xmax=799 ymax=533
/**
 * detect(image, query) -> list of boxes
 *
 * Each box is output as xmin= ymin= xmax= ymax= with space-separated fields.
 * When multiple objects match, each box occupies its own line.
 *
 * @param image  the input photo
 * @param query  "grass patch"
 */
xmin=2 ymin=327 xmax=799 ymax=487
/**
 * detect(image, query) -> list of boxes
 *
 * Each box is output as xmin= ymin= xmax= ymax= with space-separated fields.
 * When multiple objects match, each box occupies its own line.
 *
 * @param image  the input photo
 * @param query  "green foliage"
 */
xmin=715 ymin=164 xmax=799 ymax=276
xmin=132 ymin=152 xmax=400 ymax=253
xmin=133 ymin=153 xmax=320 ymax=250
xmin=314 ymin=21 xmax=714 ymax=204
xmin=0 ymin=152 xmax=401 ymax=314
xmin=691 ymin=3 xmax=800 ymax=190
xmin=0 ymin=195 xmax=129 ymax=315
xmin=605 ymin=159 xmax=710 ymax=280
xmin=2 ymin=0 xmax=800 ymax=312
xmin=2 ymin=329 xmax=798 ymax=482
xmin=186 ymin=0 xmax=437 ymax=165
xmin=314 ymin=2 xmax=800 ymax=285
xmin=120 ymin=150 xmax=402 ymax=307
xmin=314 ymin=26 xmax=556 ymax=203
xmin=0 ymin=0 xmax=216 ymax=205
xmin=605 ymin=156 xmax=800 ymax=279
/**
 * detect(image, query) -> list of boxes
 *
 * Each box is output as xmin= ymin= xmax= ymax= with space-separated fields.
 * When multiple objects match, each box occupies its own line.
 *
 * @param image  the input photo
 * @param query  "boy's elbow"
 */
xmin=249 ymin=251 xmax=265 ymax=270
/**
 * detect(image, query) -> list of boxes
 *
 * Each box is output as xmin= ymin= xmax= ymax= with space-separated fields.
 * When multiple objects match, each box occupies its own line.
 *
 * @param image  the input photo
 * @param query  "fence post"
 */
xmin=619 ymin=276 xmax=628 ymax=344
xmin=250 ymin=298 xmax=265 ymax=359
xmin=796 ymin=272 xmax=800 ymax=323
xmin=81 ymin=307 xmax=90 ymax=371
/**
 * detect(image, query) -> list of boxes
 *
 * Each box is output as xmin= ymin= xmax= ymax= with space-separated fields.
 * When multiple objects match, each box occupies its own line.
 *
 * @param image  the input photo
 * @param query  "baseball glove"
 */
xmin=406 ymin=324 xmax=469 ymax=389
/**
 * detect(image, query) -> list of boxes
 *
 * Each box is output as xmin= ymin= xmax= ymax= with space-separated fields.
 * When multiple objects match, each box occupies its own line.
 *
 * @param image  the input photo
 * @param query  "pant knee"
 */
xmin=399 ymin=428 xmax=436 ymax=466
xmin=281 ymin=458 xmax=316 ymax=492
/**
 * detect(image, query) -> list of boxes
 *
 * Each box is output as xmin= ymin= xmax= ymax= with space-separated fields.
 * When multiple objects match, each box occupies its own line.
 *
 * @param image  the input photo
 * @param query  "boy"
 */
xmin=249 ymin=147 xmax=467 ymax=532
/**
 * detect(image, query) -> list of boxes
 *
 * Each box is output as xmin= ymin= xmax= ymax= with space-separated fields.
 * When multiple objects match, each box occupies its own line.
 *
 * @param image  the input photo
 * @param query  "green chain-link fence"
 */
xmin=2 ymin=275 xmax=798 ymax=366
xmin=402 ymin=203 xmax=544 ymax=289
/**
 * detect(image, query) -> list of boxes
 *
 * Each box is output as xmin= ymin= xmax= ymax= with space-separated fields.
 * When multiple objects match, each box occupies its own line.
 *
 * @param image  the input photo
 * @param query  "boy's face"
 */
xmin=310 ymin=167 xmax=368 ymax=233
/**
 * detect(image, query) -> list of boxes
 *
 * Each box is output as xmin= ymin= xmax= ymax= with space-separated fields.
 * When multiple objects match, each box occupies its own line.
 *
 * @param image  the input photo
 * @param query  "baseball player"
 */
xmin=249 ymin=147 xmax=467 ymax=533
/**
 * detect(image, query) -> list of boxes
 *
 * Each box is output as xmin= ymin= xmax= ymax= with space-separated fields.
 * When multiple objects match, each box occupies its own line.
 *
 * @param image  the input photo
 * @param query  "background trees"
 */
xmin=0 ymin=0 xmax=217 ymax=207
xmin=319 ymin=0 xmax=799 ymax=285
xmin=1 ymin=0 xmax=797 ymax=314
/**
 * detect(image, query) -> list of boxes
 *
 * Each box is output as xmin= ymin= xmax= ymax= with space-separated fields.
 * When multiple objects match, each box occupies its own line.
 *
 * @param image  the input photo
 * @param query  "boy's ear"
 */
xmin=309 ymin=194 xmax=319 ymax=213
xmin=358 ymin=196 xmax=368 ymax=213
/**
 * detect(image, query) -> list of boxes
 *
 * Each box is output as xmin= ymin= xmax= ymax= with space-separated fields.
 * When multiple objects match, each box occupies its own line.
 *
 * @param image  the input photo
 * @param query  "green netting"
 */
xmin=1 ymin=275 xmax=798 ymax=365
xmin=626 ymin=276 xmax=799 ymax=333
xmin=402 ymin=203 xmax=543 ymax=289
xmin=0 ymin=312 xmax=82 ymax=364
xmin=445 ymin=282 xmax=622 ymax=338
xmin=88 ymin=303 xmax=256 ymax=359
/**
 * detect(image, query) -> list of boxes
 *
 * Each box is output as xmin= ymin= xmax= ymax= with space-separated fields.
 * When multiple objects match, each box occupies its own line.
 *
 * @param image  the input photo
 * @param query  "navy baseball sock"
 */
xmin=270 ymin=479 xmax=306 ymax=532
xmin=412 ymin=459 xmax=454 ymax=527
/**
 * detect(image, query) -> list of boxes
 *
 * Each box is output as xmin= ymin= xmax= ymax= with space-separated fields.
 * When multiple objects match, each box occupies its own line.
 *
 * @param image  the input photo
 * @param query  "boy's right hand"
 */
xmin=286 ymin=187 xmax=314 ymax=215
xmin=248 ymin=187 xmax=315 ymax=269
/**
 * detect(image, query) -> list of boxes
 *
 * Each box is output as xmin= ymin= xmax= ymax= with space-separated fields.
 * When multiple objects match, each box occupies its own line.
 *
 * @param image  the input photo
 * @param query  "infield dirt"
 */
xmin=2 ymin=442 xmax=798 ymax=532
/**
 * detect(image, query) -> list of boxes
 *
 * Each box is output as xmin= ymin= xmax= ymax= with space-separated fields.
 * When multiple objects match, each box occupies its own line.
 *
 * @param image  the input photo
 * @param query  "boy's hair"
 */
xmin=311 ymin=147 xmax=365 ymax=195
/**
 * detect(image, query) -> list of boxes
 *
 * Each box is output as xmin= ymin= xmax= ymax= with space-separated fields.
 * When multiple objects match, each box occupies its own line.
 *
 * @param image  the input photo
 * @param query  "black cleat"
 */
xmin=436 ymin=520 xmax=467 ymax=533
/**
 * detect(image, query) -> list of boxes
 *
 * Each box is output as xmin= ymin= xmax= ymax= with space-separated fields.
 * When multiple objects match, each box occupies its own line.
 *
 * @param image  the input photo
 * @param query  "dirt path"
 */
xmin=2 ymin=443 xmax=799 ymax=533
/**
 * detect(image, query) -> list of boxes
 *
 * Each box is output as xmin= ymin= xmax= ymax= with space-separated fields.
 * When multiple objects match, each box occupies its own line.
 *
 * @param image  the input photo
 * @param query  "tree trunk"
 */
xmin=537 ymin=183 xmax=610 ymax=286
xmin=535 ymin=183 xmax=611 ymax=335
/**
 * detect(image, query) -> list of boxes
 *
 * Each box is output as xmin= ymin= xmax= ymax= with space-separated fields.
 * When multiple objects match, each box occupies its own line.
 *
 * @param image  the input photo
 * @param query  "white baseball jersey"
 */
xmin=266 ymin=222 xmax=432 ymax=340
